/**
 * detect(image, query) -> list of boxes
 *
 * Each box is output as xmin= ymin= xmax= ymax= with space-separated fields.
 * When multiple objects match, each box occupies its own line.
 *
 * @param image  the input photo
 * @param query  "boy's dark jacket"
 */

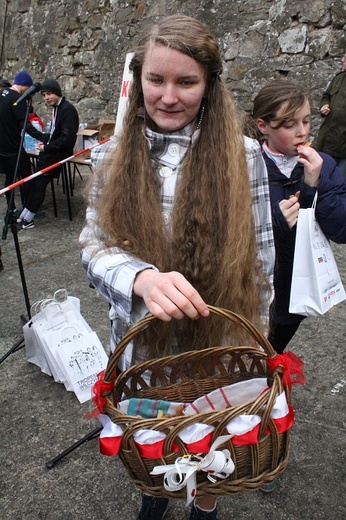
xmin=264 ymin=150 xmax=346 ymax=324
xmin=39 ymin=97 xmax=79 ymax=167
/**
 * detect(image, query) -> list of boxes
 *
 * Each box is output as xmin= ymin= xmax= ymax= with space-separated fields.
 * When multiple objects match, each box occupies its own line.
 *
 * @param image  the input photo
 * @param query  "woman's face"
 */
xmin=141 ymin=44 xmax=207 ymax=133
xmin=256 ymin=99 xmax=311 ymax=156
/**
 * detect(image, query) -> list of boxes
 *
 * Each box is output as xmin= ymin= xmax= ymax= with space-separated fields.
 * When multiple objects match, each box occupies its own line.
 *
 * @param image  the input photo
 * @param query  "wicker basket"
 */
xmin=101 ymin=306 xmax=291 ymax=498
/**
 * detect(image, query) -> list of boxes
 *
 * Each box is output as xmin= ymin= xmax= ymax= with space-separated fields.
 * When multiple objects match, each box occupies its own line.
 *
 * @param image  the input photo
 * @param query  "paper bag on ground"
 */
xmin=30 ymin=299 xmax=89 ymax=380
xmin=24 ymin=315 xmax=53 ymax=376
xmin=24 ymin=293 xmax=108 ymax=402
xmin=39 ymin=320 xmax=91 ymax=389
xmin=54 ymin=331 xmax=109 ymax=403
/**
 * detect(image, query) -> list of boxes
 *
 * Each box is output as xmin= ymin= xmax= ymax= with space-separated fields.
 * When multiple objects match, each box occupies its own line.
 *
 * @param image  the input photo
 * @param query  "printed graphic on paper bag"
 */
xmin=313 ymin=239 xmax=334 ymax=277
xmin=77 ymin=373 xmax=99 ymax=391
xmin=55 ymin=332 xmax=109 ymax=403
xmin=68 ymin=345 xmax=105 ymax=376
xmin=313 ymin=238 xmax=329 ymax=251
xmin=323 ymin=286 xmax=344 ymax=303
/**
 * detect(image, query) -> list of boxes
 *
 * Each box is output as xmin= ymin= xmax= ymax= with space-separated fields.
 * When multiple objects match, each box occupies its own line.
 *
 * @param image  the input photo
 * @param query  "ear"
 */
xmin=255 ymin=118 xmax=268 ymax=135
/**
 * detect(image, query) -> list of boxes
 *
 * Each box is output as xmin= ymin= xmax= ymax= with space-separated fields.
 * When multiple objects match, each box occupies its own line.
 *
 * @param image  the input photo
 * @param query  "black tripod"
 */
xmin=46 ymin=425 xmax=102 ymax=468
xmin=1 ymin=95 xmax=103 ymax=465
xmin=0 ymin=93 xmax=35 ymax=364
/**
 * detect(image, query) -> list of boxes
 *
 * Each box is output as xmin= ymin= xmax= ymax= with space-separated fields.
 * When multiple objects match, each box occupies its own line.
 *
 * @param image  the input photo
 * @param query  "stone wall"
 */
xmin=0 ymin=0 xmax=345 ymax=136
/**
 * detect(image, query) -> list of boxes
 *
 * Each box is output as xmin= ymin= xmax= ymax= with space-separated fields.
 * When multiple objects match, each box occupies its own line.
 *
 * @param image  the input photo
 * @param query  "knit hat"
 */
xmin=41 ymin=78 xmax=62 ymax=97
xmin=14 ymin=71 xmax=33 ymax=87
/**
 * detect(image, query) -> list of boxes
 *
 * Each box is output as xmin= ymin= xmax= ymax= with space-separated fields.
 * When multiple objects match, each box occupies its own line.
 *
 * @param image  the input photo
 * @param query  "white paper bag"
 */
xmin=24 ymin=291 xmax=108 ymax=402
xmin=39 ymin=320 xmax=91 ymax=388
xmin=289 ymin=194 xmax=346 ymax=317
xmin=54 ymin=331 xmax=109 ymax=403
xmin=24 ymin=314 xmax=53 ymax=376
xmin=28 ymin=297 xmax=89 ymax=378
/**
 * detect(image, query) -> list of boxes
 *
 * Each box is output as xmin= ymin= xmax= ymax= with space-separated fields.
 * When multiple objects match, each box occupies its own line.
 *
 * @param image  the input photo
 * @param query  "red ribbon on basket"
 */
xmin=87 ymin=370 xmax=114 ymax=417
xmin=267 ymin=351 xmax=305 ymax=389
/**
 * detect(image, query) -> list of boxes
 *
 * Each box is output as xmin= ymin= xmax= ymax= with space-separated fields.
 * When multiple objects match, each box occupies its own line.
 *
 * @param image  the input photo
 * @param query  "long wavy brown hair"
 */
xmin=87 ymin=15 xmax=268 ymax=358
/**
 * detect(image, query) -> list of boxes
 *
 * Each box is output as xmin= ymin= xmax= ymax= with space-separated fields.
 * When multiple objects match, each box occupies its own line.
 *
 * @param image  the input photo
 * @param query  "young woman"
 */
xmin=80 ymin=15 xmax=275 ymax=520
xmin=244 ymin=79 xmax=346 ymax=354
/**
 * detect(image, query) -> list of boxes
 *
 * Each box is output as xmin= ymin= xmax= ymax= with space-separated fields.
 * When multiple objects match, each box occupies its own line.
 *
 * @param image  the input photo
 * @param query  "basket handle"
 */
xmin=104 ymin=305 xmax=276 ymax=383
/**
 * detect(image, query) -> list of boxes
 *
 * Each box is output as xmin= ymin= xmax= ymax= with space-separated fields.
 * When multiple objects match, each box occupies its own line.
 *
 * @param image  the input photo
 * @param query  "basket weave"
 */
xmin=102 ymin=306 xmax=291 ymax=498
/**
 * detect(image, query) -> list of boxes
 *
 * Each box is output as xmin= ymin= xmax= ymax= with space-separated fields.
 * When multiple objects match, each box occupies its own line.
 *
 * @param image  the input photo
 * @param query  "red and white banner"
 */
xmin=114 ymin=52 xmax=134 ymax=137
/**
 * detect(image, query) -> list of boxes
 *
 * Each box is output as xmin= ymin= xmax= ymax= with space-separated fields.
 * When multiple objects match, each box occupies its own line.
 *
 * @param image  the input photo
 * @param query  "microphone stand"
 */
xmin=0 ymin=94 xmax=35 ymax=364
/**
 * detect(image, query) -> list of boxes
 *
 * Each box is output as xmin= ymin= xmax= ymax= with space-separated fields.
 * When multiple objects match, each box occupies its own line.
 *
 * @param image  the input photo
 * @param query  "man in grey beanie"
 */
xmin=17 ymin=78 xmax=79 ymax=229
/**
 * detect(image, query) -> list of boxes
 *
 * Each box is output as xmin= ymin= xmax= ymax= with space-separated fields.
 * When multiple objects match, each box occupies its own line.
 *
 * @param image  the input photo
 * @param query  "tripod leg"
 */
xmin=0 ymin=336 xmax=25 ymax=364
xmin=46 ymin=426 xmax=102 ymax=469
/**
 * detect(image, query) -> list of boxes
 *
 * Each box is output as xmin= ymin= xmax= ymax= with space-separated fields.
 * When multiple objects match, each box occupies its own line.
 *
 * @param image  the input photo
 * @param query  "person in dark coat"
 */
xmin=17 ymin=78 xmax=79 ymax=230
xmin=244 ymin=79 xmax=346 ymax=354
xmin=0 ymin=71 xmax=45 ymax=213
xmin=314 ymin=54 xmax=346 ymax=181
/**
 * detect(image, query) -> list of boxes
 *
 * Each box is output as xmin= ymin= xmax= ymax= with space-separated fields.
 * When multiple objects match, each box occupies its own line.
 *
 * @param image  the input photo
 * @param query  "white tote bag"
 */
xmin=52 ymin=329 xmax=109 ymax=403
xmin=23 ymin=312 xmax=53 ymax=376
xmin=289 ymin=193 xmax=346 ymax=317
xmin=25 ymin=294 xmax=88 ymax=376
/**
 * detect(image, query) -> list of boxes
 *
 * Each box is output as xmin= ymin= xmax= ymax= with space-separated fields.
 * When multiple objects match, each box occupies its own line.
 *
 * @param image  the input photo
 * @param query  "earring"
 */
xmin=196 ymin=101 xmax=206 ymax=130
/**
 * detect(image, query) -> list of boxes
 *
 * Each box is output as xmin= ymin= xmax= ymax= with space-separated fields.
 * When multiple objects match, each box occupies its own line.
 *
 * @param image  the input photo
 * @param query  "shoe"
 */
xmin=260 ymin=480 xmax=277 ymax=493
xmin=137 ymin=494 xmax=169 ymax=520
xmin=17 ymin=219 xmax=35 ymax=231
xmin=0 ymin=259 xmax=3 ymax=273
xmin=189 ymin=503 xmax=218 ymax=519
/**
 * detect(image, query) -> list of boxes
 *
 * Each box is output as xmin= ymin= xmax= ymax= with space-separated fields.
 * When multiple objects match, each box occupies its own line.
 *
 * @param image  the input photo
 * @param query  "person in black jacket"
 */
xmin=244 ymin=79 xmax=346 ymax=354
xmin=17 ymin=78 xmax=79 ymax=230
xmin=0 ymin=71 xmax=45 ymax=214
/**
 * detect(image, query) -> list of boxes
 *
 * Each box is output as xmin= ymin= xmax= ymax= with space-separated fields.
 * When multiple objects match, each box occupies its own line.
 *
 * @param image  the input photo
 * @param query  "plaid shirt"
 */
xmin=79 ymin=131 xmax=274 ymax=370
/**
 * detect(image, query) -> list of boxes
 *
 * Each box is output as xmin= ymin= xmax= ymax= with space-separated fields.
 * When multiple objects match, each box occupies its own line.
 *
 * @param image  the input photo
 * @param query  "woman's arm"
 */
xmin=244 ymin=137 xmax=275 ymax=325
xmin=79 ymin=175 xmax=158 ymax=327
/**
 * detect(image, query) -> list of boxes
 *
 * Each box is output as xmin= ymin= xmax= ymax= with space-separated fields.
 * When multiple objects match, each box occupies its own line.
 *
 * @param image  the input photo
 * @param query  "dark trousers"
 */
xmin=25 ymin=164 xmax=61 ymax=214
xmin=268 ymin=322 xmax=301 ymax=354
xmin=0 ymin=152 xmax=32 ymax=210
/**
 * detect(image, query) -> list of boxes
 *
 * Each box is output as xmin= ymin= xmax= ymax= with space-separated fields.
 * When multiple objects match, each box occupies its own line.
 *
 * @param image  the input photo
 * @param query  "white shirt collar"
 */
xmin=263 ymin=141 xmax=299 ymax=178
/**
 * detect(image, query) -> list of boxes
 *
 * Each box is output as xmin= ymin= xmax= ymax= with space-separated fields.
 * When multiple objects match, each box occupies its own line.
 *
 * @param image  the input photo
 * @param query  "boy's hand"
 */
xmin=279 ymin=196 xmax=300 ymax=229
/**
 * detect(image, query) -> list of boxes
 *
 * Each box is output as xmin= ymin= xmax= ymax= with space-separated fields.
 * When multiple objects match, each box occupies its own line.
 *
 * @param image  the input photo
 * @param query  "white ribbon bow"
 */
xmin=150 ymin=435 xmax=235 ymax=505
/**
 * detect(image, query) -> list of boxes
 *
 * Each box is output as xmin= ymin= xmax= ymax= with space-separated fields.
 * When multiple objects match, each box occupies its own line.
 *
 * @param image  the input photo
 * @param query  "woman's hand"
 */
xmin=133 ymin=269 xmax=209 ymax=321
xmin=297 ymin=145 xmax=323 ymax=187
xmin=279 ymin=196 xmax=300 ymax=229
